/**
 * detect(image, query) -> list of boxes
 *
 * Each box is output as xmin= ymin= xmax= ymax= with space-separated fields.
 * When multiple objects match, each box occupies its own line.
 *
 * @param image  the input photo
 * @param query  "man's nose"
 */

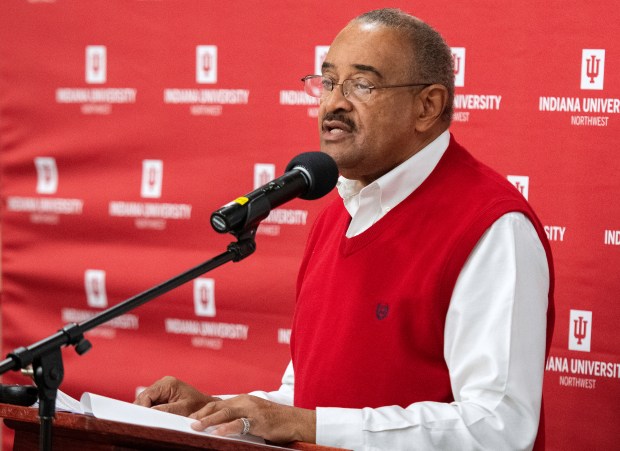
xmin=321 ymin=83 xmax=353 ymax=112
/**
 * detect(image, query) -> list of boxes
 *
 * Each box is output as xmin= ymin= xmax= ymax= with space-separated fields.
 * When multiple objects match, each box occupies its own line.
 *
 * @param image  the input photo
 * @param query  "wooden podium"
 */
xmin=0 ymin=403 xmax=346 ymax=451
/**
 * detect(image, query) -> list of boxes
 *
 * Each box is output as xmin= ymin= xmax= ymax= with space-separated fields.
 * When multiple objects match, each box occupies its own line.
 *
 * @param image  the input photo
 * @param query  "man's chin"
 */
xmin=320 ymin=145 xmax=344 ymax=165
xmin=320 ymin=147 xmax=358 ymax=174
xmin=321 ymin=139 xmax=354 ymax=155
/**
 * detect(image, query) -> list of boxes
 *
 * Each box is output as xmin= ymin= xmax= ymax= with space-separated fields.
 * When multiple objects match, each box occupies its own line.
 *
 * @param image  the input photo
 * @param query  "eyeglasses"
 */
xmin=301 ymin=75 xmax=431 ymax=103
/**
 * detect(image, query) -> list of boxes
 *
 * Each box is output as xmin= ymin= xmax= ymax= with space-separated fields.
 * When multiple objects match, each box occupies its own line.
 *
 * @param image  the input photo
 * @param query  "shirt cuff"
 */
xmin=316 ymin=407 xmax=364 ymax=449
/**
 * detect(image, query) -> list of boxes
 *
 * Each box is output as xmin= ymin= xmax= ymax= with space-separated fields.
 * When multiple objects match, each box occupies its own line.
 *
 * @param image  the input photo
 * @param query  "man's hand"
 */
xmin=189 ymin=394 xmax=316 ymax=444
xmin=134 ymin=376 xmax=220 ymax=416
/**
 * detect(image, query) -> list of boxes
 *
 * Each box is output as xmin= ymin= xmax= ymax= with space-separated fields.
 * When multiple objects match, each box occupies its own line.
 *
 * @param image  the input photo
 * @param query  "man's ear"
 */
xmin=415 ymin=84 xmax=449 ymax=132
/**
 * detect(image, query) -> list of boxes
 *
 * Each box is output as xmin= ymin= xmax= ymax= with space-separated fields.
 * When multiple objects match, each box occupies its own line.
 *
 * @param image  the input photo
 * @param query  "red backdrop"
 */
xmin=1 ymin=1 xmax=618 ymax=449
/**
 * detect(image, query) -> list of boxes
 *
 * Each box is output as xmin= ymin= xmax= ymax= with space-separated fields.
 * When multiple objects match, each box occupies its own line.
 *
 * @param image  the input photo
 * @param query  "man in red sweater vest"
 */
xmin=136 ymin=8 xmax=554 ymax=450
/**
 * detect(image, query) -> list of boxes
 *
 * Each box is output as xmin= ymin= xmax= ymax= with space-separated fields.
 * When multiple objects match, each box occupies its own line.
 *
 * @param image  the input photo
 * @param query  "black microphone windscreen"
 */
xmin=285 ymin=152 xmax=339 ymax=200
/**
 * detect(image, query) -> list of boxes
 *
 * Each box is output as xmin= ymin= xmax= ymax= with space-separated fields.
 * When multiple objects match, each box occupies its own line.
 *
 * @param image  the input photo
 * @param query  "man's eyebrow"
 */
xmin=321 ymin=62 xmax=384 ymax=79
xmin=352 ymin=64 xmax=383 ymax=79
xmin=321 ymin=61 xmax=335 ymax=73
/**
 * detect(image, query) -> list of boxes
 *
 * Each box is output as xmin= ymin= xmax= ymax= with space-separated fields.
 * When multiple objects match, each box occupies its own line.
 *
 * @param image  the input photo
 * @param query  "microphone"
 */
xmin=210 ymin=152 xmax=338 ymax=234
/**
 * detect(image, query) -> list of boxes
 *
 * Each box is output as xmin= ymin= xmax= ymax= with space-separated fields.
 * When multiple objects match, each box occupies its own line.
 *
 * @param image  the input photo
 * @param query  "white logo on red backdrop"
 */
xmin=193 ymin=278 xmax=216 ymax=317
xmin=507 ymin=175 xmax=529 ymax=200
xmin=254 ymin=163 xmax=276 ymax=189
xmin=580 ymin=49 xmax=605 ymax=91
xmin=451 ymin=47 xmax=466 ymax=88
xmin=568 ymin=309 xmax=592 ymax=352
xmin=85 ymin=45 xmax=107 ymax=84
xmin=196 ymin=45 xmax=218 ymax=84
xmin=315 ymin=46 xmax=329 ymax=75
xmin=85 ymin=269 xmax=108 ymax=308
xmin=141 ymin=160 xmax=163 ymax=198
xmin=34 ymin=157 xmax=58 ymax=195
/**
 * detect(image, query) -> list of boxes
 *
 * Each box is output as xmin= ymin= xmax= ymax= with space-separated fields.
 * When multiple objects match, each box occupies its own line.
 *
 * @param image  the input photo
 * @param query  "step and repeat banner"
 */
xmin=0 ymin=1 xmax=618 ymax=449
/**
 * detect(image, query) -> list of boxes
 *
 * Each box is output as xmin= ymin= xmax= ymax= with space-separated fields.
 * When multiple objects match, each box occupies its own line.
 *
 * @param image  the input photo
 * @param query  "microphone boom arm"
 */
xmin=0 ymin=230 xmax=257 ymax=451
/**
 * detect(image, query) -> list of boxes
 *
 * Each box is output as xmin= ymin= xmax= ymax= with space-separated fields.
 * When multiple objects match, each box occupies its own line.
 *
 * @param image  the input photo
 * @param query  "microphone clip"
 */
xmin=227 ymin=227 xmax=258 ymax=262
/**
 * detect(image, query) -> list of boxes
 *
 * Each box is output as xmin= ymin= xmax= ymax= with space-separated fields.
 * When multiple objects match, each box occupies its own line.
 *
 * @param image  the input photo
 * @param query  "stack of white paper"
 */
xmin=45 ymin=390 xmax=284 ymax=448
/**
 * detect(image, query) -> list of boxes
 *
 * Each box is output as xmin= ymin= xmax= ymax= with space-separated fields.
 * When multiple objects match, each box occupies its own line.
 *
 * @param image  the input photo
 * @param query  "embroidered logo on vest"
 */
xmin=376 ymin=303 xmax=389 ymax=320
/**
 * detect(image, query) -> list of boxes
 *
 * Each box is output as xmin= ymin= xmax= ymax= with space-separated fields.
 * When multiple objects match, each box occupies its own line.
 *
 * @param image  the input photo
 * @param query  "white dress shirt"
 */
xmin=250 ymin=130 xmax=550 ymax=450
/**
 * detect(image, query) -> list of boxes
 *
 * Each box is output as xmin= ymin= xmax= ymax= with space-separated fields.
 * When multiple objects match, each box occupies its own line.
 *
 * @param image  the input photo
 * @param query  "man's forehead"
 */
xmin=333 ymin=21 xmax=406 ymax=45
xmin=324 ymin=24 xmax=410 ymax=78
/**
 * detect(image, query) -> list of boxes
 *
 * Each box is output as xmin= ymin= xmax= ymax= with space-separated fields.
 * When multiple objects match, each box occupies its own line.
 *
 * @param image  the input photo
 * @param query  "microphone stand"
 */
xmin=0 ymin=227 xmax=257 ymax=451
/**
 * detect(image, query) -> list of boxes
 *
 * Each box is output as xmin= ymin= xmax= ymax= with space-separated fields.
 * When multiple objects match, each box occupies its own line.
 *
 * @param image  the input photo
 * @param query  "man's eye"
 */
xmin=321 ymin=79 xmax=334 ymax=90
xmin=353 ymin=81 xmax=372 ymax=91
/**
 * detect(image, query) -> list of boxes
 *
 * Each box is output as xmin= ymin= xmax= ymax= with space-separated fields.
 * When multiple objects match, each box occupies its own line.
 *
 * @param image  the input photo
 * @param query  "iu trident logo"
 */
xmin=581 ymin=49 xmax=605 ymax=90
xmin=315 ymin=46 xmax=330 ymax=76
xmin=141 ymin=159 xmax=163 ymax=199
xmin=85 ymin=269 xmax=108 ymax=308
xmin=34 ymin=157 xmax=58 ymax=195
xmin=85 ymin=46 xmax=107 ymax=84
xmin=254 ymin=163 xmax=276 ymax=189
xmin=196 ymin=45 xmax=218 ymax=84
xmin=194 ymin=278 xmax=216 ymax=317
xmin=568 ymin=309 xmax=592 ymax=352
xmin=451 ymin=47 xmax=466 ymax=88
xmin=507 ymin=175 xmax=529 ymax=200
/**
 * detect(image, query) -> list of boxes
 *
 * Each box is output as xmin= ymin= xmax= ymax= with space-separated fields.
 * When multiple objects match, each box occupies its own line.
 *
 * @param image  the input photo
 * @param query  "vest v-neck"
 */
xmin=339 ymin=196 xmax=412 ymax=257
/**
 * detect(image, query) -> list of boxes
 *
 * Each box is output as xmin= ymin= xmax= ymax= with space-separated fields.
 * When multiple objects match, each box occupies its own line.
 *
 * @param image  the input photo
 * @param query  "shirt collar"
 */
xmin=337 ymin=130 xmax=451 ymax=219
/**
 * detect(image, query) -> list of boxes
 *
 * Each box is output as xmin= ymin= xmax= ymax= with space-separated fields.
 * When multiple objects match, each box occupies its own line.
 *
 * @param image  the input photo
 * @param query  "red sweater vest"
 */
xmin=292 ymin=136 xmax=554 ymax=414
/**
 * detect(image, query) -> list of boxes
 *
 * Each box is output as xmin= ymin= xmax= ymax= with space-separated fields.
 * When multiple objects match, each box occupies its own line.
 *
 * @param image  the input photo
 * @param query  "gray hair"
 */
xmin=353 ymin=8 xmax=454 ymax=123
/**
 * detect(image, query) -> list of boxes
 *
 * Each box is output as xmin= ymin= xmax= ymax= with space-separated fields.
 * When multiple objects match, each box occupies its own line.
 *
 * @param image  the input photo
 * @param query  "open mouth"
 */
xmin=322 ymin=120 xmax=353 ymax=135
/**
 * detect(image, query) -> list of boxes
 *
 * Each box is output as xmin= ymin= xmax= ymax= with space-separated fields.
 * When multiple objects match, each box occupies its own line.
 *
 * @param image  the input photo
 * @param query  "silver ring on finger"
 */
xmin=239 ymin=417 xmax=251 ymax=435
